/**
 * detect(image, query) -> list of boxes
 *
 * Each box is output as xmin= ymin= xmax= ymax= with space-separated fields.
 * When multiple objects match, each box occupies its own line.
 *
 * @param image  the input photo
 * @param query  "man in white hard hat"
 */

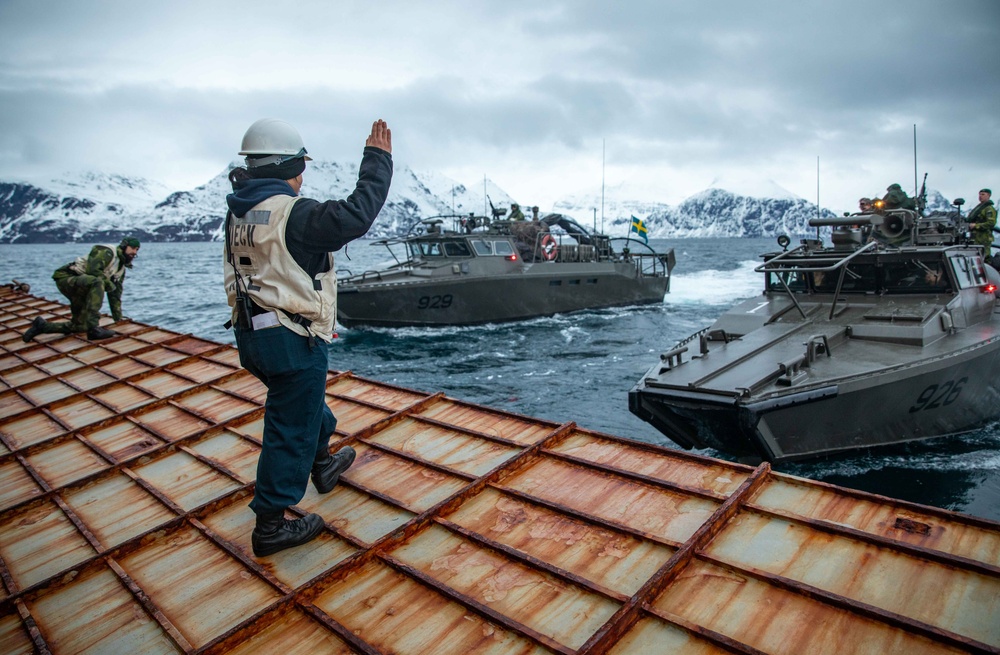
xmin=224 ymin=117 xmax=392 ymax=557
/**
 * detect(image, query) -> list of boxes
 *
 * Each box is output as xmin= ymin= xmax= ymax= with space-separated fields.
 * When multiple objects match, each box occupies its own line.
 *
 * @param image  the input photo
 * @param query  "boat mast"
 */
xmin=601 ymin=139 xmax=606 ymax=234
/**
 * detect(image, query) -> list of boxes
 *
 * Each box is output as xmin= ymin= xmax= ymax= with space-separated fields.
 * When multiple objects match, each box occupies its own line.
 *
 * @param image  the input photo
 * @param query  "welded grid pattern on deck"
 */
xmin=0 ymin=286 xmax=998 ymax=654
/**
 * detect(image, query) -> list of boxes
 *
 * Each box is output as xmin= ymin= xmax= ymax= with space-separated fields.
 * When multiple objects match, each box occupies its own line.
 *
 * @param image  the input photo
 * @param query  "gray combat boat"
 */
xmin=336 ymin=212 xmax=676 ymax=327
xmin=630 ymin=202 xmax=1000 ymax=463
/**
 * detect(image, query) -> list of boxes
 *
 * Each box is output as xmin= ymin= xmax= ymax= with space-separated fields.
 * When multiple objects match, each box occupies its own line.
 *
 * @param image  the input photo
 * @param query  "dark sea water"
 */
xmin=3 ymin=238 xmax=998 ymax=523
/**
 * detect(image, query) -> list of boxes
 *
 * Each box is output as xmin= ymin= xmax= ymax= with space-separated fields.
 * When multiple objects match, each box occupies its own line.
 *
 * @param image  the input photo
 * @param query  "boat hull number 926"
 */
xmin=418 ymin=294 xmax=453 ymax=309
xmin=908 ymin=377 xmax=967 ymax=413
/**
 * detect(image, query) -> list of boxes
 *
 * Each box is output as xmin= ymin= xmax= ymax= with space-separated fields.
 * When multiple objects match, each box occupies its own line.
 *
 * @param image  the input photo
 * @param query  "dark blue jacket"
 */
xmin=226 ymin=146 xmax=392 ymax=276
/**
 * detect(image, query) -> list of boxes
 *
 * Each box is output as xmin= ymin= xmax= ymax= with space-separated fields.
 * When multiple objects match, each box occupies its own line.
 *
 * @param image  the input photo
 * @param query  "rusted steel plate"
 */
xmin=102 ymin=336 xmax=152 ymax=355
xmin=346 ymin=443 xmax=469 ymax=512
xmin=415 ymin=398 xmax=555 ymax=445
xmin=2 ymin=365 xmax=48 ymax=387
xmin=187 ymin=430 xmax=261 ymax=482
xmin=170 ymin=358 xmax=237 ymax=383
xmin=90 ymin=382 xmax=157 ymax=412
xmin=27 ymin=566 xmax=181 ymax=654
xmin=82 ymin=419 xmax=164 ymax=461
xmin=133 ymin=328 xmax=180 ymax=344
xmin=36 ymin=356 xmax=85 ymax=375
xmin=201 ymin=501 xmax=357 ymax=588
xmin=0 ymin=460 xmax=42 ymax=511
xmin=500 ymin=455 xmax=720 ymax=545
xmin=132 ymin=346 xmax=188 ymax=367
xmin=172 ymin=387 xmax=257 ymax=424
xmin=447 ymin=486 xmax=674 ymax=598
xmin=550 ymin=431 xmax=750 ymax=497
xmin=25 ymin=439 xmax=110 ymax=489
xmin=327 ymin=375 xmax=429 ymax=410
xmin=117 ymin=525 xmax=282 ymax=648
xmin=0 ymin=411 xmax=66 ymax=449
xmin=0 ymin=501 xmax=97 ymax=590
xmin=96 ymin=355 xmax=153 ymax=379
xmin=608 ymin=616 xmax=731 ymax=654
xmin=370 ymin=417 xmax=522 ymax=477
xmin=312 ymin=558 xmax=552 ymax=654
xmin=61 ymin=472 xmax=176 ymax=549
xmin=391 ymin=522 xmax=621 ymax=650
xmin=71 ymin=344 xmax=119 ymax=365
xmin=47 ymin=396 xmax=114 ymax=430
xmin=220 ymin=608 xmax=354 ymax=655
xmin=17 ymin=379 xmax=77 ymax=407
xmin=131 ymin=371 xmax=199 ymax=397
xmin=132 ymin=405 xmax=211 ymax=442
xmin=755 ymin=473 xmax=1000 ymax=567
xmin=298 ymin=482 xmax=416 ymax=546
xmin=58 ymin=365 xmax=116 ymax=391
xmin=326 ymin=395 xmax=393 ymax=435
xmin=1 ymin=288 xmax=999 ymax=654
xmin=0 ymin=391 xmax=32 ymax=418
xmin=131 ymin=450 xmax=241 ymax=512
xmin=215 ymin=372 xmax=268 ymax=403
xmin=652 ymin=557 xmax=973 ymax=655
xmin=703 ymin=508 xmax=1000 ymax=647
xmin=0 ymin=611 xmax=35 ymax=655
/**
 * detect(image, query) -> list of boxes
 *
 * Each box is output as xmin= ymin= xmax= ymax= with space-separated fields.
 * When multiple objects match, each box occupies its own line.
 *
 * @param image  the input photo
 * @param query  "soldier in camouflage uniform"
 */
xmin=22 ymin=237 xmax=141 ymax=342
xmin=881 ymin=183 xmax=916 ymax=210
xmin=968 ymin=188 xmax=997 ymax=253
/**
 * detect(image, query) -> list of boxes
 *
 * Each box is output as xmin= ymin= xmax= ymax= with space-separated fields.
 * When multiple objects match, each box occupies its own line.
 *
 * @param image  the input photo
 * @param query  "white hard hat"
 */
xmin=238 ymin=118 xmax=312 ymax=168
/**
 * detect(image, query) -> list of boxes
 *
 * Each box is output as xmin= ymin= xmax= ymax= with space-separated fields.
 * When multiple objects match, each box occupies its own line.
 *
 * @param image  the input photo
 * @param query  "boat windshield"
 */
xmin=470 ymin=239 xmax=515 ymax=256
xmin=766 ymin=259 xmax=953 ymax=294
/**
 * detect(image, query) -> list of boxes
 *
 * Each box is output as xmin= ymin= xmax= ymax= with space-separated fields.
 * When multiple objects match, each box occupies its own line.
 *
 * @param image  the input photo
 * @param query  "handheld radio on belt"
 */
xmin=224 ymin=210 xmax=256 ymax=331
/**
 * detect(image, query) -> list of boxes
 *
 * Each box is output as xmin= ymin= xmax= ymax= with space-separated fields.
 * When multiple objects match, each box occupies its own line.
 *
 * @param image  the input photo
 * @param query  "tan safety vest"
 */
xmin=224 ymin=194 xmax=338 ymax=341
xmin=69 ymin=245 xmax=126 ymax=283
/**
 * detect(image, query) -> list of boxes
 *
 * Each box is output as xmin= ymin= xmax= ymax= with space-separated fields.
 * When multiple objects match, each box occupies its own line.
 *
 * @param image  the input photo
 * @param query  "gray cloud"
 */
xmin=0 ymin=0 xmax=996 ymax=212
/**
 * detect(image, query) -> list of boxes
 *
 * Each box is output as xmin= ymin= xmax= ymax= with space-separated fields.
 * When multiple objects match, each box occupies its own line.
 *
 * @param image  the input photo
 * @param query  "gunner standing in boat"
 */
xmin=225 ymin=117 xmax=392 ymax=557
xmin=22 ymin=237 xmax=140 ymax=342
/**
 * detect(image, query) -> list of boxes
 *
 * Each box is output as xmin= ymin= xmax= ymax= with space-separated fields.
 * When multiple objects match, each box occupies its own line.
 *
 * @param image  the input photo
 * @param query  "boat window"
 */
xmin=768 ymin=270 xmax=808 ymax=292
xmin=493 ymin=240 xmax=515 ymax=256
xmin=883 ymin=260 xmax=951 ymax=293
xmin=418 ymin=242 xmax=443 ymax=257
xmin=443 ymin=241 xmax=472 ymax=257
xmin=471 ymin=240 xmax=493 ymax=255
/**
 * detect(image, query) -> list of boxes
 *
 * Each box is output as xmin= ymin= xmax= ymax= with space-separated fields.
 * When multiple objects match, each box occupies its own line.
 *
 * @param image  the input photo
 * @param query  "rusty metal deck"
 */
xmin=0 ymin=283 xmax=998 ymax=654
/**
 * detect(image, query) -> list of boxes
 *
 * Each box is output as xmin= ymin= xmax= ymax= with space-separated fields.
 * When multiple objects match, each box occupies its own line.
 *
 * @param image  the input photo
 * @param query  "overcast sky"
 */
xmin=0 ymin=0 xmax=997 ymax=214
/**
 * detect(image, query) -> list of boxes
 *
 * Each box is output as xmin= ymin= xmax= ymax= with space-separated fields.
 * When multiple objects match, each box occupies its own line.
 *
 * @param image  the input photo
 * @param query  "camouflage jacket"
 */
xmin=969 ymin=200 xmax=997 ymax=250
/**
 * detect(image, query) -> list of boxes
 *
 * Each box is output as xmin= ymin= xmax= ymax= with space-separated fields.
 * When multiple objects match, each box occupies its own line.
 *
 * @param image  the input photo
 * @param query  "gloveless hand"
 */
xmin=366 ymin=119 xmax=392 ymax=154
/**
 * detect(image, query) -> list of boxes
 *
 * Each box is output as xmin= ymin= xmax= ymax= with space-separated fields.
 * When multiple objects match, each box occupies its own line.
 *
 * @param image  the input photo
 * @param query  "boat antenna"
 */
xmin=816 ymin=156 xmax=821 ymax=240
xmin=483 ymin=175 xmax=487 ymax=218
xmin=912 ymin=124 xmax=918 ymax=199
xmin=601 ymin=139 xmax=606 ymax=234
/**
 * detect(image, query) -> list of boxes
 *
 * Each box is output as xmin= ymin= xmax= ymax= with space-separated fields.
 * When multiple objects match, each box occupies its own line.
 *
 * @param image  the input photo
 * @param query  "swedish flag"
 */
xmin=630 ymin=215 xmax=648 ymax=243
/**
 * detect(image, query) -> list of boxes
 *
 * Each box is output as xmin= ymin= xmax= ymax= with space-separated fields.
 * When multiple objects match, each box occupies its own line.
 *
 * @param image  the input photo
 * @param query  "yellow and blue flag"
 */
xmin=630 ymin=215 xmax=648 ymax=243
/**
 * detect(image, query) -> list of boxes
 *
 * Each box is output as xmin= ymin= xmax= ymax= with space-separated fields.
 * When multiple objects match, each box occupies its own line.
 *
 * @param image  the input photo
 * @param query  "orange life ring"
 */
xmin=541 ymin=234 xmax=558 ymax=261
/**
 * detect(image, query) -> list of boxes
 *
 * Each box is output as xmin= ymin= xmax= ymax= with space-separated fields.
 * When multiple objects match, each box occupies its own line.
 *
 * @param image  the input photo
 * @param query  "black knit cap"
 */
xmin=120 ymin=237 xmax=141 ymax=248
xmin=247 ymin=156 xmax=307 ymax=180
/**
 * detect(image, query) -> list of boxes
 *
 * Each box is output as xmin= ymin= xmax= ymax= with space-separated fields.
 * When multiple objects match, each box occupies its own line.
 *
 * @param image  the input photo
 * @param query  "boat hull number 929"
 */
xmin=908 ymin=377 xmax=968 ymax=413
xmin=418 ymin=294 xmax=453 ymax=309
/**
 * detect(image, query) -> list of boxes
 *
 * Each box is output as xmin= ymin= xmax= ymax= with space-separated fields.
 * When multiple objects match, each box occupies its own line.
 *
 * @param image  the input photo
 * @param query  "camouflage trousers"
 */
xmin=41 ymin=272 xmax=106 ymax=334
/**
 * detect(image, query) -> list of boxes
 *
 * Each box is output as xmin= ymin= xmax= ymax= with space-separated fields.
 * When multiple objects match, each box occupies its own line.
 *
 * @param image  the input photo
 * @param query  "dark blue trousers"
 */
xmin=234 ymin=325 xmax=337 ymax=515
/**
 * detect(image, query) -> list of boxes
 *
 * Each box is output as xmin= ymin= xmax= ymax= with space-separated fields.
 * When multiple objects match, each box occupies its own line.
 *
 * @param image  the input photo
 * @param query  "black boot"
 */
xmin=22 ymin=317 xmax=47 ymax=342
xmin=311 ymin=446 xmax=356 ymax=494
xmin=251 ymin=511 xmax=325 ymax=557
xmin=87 ymin=326 xmax=118 ymax=340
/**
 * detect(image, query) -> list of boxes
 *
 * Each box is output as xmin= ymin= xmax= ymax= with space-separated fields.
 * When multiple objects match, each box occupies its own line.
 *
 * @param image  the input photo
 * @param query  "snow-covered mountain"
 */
xmin=0 ymin=163 xmax=958 ymax=243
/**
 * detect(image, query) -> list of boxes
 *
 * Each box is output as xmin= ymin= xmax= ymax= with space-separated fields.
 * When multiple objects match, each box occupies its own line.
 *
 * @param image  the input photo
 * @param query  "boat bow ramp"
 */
xmin=0 ymin=284 xmax=997 ymax=654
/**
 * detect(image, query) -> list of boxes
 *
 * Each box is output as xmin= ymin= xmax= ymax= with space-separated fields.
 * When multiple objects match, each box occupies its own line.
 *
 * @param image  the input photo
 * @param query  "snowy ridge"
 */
xmin=0 ymin=163 xmax=958 ymax=243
